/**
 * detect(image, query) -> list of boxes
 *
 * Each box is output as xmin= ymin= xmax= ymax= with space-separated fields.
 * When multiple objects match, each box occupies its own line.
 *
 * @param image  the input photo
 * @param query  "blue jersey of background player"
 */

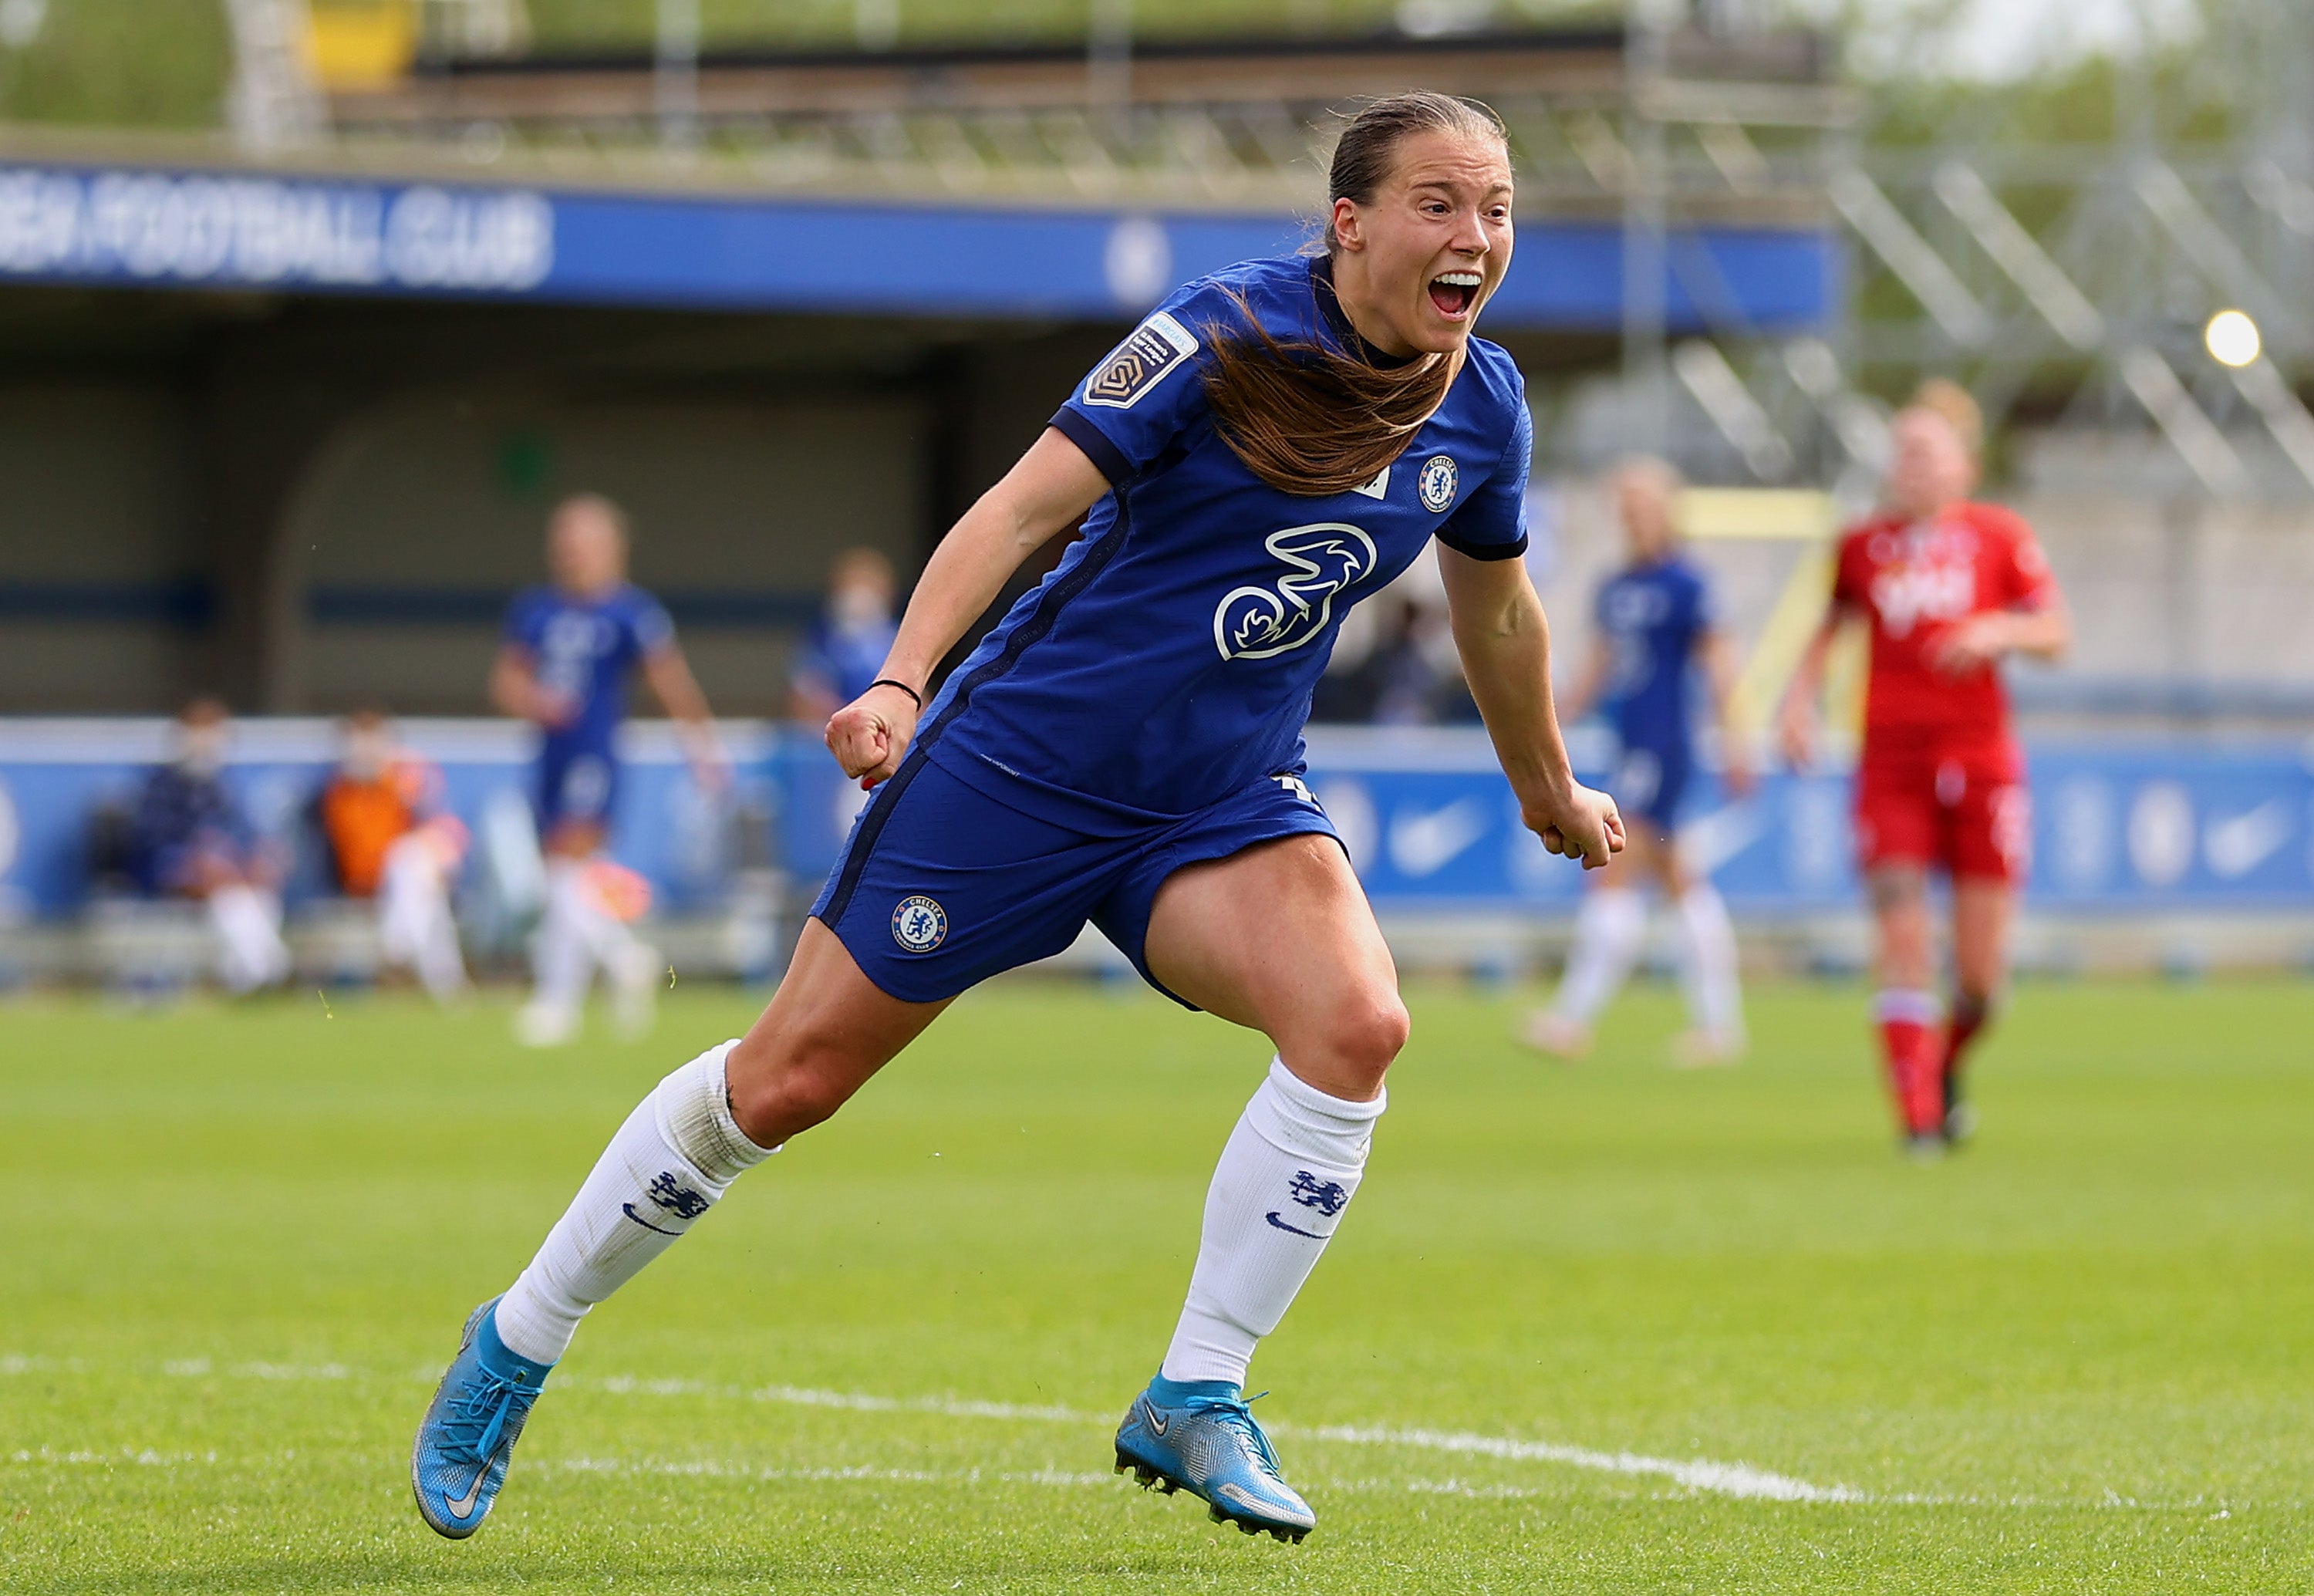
xmin=491 ymin=493 xmax=724 ymax=1048
xmin=1596 ymin=542 xmax=1713 ymax=828
xmin=417 ymin=96 xmax=1624 ymax=1550
xmin=1525 ymin=458 xmax=1751 ymax=1067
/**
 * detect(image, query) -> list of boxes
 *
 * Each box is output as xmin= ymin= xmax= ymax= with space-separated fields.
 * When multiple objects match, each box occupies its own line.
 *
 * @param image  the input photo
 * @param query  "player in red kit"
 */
xmin=1779 ymin=382 xmax=2069 ymax=1156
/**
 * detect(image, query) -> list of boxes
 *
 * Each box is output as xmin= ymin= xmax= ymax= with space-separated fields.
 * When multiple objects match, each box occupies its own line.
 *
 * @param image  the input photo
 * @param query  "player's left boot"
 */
xmin=411 ymin=1296 xmax=555 ymax=1538
xmin=1114 ymin=1377 xmax=1315 ymax=1543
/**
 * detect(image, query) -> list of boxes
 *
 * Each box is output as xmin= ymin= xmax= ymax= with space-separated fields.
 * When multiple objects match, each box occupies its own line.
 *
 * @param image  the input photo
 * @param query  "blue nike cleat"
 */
xmin=410 ymin=1297 xmax=554 ymax=1538
xmin=1114 ymin=1376 xmax=1315 ymax=1543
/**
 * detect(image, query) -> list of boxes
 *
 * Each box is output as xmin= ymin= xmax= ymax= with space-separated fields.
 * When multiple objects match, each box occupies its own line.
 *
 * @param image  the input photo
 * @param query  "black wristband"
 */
xmin=869 ymin=677 xmax=923 ymax=708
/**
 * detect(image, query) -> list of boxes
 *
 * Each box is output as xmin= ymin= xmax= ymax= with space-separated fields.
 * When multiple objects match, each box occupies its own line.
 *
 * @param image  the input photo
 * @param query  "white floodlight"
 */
xmin=2205 ymin=309 xmax=2262 ymax=369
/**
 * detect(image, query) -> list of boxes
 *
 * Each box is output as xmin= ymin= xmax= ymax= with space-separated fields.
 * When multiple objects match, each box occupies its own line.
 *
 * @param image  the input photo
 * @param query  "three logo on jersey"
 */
xmin=1210 ymin=454 xmax=1460 ymax=663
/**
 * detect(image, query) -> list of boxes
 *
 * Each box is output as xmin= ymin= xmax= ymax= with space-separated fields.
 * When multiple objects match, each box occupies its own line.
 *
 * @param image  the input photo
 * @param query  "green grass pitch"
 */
xmin=4 ymin=977 xmax=2311 ymax=1593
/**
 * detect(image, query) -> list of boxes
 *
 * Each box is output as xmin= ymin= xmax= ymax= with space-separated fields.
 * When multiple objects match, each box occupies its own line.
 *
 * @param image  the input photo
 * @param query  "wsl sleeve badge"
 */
xmin=1082 ymin=311 xmax=1199 ymax=410
xmin=890 ymin=895 xmax=949 ymax=953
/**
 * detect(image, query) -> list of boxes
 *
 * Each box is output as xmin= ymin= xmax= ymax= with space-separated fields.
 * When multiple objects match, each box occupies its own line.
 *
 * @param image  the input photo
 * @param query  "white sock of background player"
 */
xmin=1675 ymin=882 xmax=1744 ymax=1045
xmin=532 ymin=858 xmax=644 ymax=1013
xmin=494 ymin=1041 xmax=775 ymax=1365
xmin=1553 ymin=886 xmax=1648 ymax=1027
xmin=379 ymin=837 xmax=467 ymax=1000
xmin=208 ymin=882 xmax=289 ymax=994
xmin=1159 ymin=1058 xmax=1385 ymax=1387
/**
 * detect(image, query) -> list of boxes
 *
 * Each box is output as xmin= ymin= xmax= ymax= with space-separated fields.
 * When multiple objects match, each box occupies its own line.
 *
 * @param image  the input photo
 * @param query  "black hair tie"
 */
xmin=868 ymin=678 xmax=923 ymax=708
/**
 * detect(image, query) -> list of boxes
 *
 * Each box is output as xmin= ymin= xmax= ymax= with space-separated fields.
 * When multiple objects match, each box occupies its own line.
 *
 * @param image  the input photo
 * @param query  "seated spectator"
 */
xmin=788 ymin=547 xmax=899 ymax=724
xmin=1311 ymin=599 xmax=1476 ymax=726
xmin=133 ymin=697 xmax=291 ymax=994
xmin=319 ymin=710 xmax=471 ymax=1000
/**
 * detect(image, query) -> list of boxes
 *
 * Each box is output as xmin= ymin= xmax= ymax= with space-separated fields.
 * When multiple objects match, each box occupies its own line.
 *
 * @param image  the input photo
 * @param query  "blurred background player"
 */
xmin=318 ymin=710 xmax=471 ymax=1000
xmin=1524 ymin=457 xmax=1749 ymax=1066
xmin=492 ymin=493 xmax=724 ymax=1047
xmin=787 ymin=547 xmax=901 ymax=724
xmin=1779 ymin=381 xmax=2069 ymax=1156
xmin=131 ymin=697 xmax=292 ymax=995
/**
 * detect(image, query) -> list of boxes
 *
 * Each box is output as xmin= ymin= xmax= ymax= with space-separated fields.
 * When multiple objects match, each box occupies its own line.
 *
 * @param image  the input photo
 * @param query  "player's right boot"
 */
xmin=1114 ymin=1377 xmax=1315 ymax=1543
xmin=411 ymin=1296 xmax=555 ymax=1538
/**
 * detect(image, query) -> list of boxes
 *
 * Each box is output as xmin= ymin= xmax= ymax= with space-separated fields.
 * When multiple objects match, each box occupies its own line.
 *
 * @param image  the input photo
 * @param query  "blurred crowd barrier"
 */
xmin=0 ymin=718 xmax=2309 ymax=989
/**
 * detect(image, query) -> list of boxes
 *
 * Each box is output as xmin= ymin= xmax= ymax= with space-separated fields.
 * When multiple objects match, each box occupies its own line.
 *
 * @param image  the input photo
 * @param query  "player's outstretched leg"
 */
xmin=410 ymin=1040 xmax=773 ymax=1535
xmin=1114 ymin=1058 xmax=1381 ymax=1542
xmin=1123 ymin=835 xmax=1402 ymax=1543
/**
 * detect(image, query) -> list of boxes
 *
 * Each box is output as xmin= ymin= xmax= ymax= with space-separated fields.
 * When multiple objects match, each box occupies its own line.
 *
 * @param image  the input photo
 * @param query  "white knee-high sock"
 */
xmin=1553 ymin=887 xmax=1648 ymax=1025
xmin=1675 ymin=882 xmax=1744 ymax=1043
xmin=494 ymin=1041 xmax=775 ymax=1365
xmin=1160 ymin=1058 xmax=1385 ymax=1387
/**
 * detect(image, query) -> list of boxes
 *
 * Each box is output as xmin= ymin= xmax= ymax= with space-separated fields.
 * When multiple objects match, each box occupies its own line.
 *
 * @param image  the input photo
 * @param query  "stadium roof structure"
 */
xmin=0 ymin=22 xmax=1846 ymax=334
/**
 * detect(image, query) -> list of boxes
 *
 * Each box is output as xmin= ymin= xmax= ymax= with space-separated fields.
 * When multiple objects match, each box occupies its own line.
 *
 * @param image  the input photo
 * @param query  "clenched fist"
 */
xmin=825 ymin=681 xmax=921 ymax=790
xmin=1525 ymin=782 xmax=1625 ymax=870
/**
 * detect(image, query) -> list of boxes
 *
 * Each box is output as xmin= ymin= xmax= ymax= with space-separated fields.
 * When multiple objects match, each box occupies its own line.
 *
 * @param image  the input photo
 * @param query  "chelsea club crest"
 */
xmin=1417 ymin=454 xmax=1459 ymax=513
xmin=890 ymin=895 xmax=948 ymax=953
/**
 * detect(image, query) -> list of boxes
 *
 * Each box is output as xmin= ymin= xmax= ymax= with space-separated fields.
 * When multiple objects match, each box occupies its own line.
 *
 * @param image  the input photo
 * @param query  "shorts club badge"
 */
xmin=890 ymin=895 xmax=949 ymax=953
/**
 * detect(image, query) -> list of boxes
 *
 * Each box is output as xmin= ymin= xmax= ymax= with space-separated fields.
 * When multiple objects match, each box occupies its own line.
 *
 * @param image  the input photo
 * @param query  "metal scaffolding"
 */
xmin=1651 ymin=0 xmax=2314 ymax=506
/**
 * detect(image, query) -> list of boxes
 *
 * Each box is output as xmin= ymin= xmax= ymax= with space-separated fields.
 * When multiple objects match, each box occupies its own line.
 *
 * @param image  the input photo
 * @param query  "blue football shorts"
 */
xmin=1608 ymin=737 xmax=1693 ymax=834
xmin=536 ymin=741 xmax=619 ymax=832
xmin=809 ymin=753 xmax=1341 ymax=1007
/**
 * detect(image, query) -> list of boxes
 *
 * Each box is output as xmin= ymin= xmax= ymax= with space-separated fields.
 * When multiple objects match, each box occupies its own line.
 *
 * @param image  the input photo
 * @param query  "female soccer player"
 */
xmin=1523 ymin=457 xmax=1750 ymax=1066
xmin=415 ymin=93 xmax=1621 ymax=1545
xmin=1779 ymin=383 xmax=2068 ymax=1156
xmin=492 ymin=494 xmax=725 ymax=1046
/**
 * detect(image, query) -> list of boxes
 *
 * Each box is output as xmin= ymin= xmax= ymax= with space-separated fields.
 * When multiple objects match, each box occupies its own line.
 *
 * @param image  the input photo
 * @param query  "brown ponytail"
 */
xmin=1202 ymin=92 xmax=1509 ymax=498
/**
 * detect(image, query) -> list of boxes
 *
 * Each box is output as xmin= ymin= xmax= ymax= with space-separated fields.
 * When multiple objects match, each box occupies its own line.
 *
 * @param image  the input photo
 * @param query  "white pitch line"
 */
xmin=1303 ymin=1424 xmax=1864 ymax=1504
xmin=723 ymin=1382 xmax=1863 ymax=1504
xmin=18 ymin=1351 xmax=2190 ymax=1510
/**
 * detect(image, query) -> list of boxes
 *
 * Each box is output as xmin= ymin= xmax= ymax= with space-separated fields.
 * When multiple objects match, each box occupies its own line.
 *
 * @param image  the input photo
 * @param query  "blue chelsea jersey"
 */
xmin=1595 ymin=556 xmax=1712 ymax=754
xmin=919 ymin=253 xmax=1533 ymax=827
xmin=501 ymin=582 xmax=676 ymax=757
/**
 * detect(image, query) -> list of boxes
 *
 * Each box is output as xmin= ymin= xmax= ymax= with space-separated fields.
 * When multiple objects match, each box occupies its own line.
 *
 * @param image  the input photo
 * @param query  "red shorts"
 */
xmin=1854 ymin=741 xmax=2031 ymax=883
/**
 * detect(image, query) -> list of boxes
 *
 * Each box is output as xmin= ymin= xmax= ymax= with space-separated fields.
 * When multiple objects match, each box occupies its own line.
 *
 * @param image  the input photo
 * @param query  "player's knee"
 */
xmin=724 ymin=1044 xmax=856 ymax=1146
xmin=1323 ymin=991 xmax=1409 ymax=1088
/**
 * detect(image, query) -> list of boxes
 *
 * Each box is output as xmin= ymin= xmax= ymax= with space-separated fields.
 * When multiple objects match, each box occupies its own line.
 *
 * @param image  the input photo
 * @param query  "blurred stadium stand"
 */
xmin=0 ymin=8 xmax=1837 ymax=718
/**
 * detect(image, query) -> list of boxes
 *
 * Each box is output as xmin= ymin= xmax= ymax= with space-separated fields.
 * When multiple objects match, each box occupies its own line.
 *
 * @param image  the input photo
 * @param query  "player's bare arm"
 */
xmin=487 ymin=644 xmax=572 ymax=728
xmin=1776 ymin=605 xmax=1854 ymax=771
xmin=1698 ymin=626 xmax=1756 ymax=796
xmin=825 ymin=427 xmax=1109 ymax=786
xmin=639 ymin=643 xmax=729 ymax=789
xmin=1556 ymin=633 xmax=1613 ymax=727
xmin=1930 ymin=597 xmax=2072 ymax=673
xmin=1437 ymin=545 xmax=1623 ymax=867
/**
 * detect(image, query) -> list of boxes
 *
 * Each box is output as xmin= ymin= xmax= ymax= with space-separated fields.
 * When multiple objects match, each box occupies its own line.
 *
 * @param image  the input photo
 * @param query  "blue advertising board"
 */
xmin=0 ymin=159 xmax=1837 ymax=332
xmin=3 ymin=721 xmax=2306 ymax=926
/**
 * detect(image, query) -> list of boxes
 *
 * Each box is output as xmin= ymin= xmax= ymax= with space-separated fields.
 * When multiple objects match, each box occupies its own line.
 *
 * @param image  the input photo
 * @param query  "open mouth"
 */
xmin=1427 ymin=271 xmax=1481 ymax=319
